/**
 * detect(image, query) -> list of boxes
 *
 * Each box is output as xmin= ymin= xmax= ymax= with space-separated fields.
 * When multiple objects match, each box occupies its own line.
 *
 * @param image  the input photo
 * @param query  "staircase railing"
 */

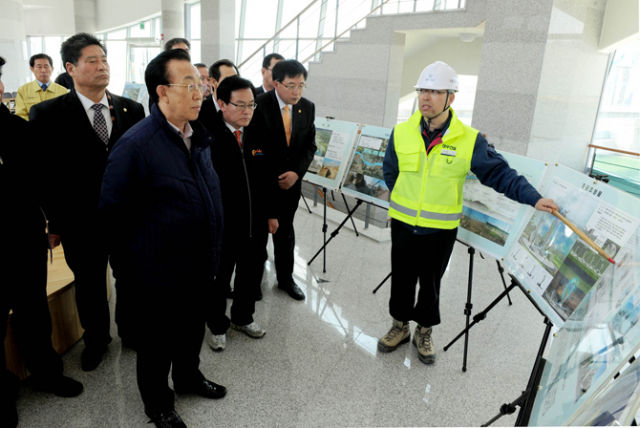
xmin=236 ymin=0 xmax=467 ymax=84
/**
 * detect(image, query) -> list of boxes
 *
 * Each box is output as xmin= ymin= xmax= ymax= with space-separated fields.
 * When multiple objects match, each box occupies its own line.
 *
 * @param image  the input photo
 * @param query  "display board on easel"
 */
xmin=457 ymin=151 xmax=548 ymax=260
xmin=528 ymin=222 xmax=640 ymax=426
xmin=340 ymin=124 xmax=392 ymax=209
xmin=504 ymin=164 xmax=639 ymax=329
xmin=303 ymin=118 xmax=360 ymax=191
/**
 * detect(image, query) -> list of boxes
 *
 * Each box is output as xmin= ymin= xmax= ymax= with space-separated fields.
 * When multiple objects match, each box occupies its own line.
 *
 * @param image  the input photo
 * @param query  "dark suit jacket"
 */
xmin=30 ymin=89 xmax=145 ymax=236
xmin=54 ymin=72 xmax=74 ymax=90
xmin=255 ymin=89 xmax=316 ymax=203
xmin=254 ymin=85 xmax=265 ymax=96
xmin=199 ymin=97 xmax=279 ymax=236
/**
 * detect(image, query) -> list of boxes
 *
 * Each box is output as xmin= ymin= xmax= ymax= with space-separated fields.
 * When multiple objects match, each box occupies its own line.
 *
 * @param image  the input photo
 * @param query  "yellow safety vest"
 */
xmin=389 ymin=107 xmax=477 ymax=229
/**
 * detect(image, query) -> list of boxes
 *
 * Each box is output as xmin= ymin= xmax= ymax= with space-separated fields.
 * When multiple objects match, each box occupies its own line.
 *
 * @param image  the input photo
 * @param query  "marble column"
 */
xmin=526 ymin=0 xmax=610 ymax=171
xmin=471 ymin=0 xmax=555 ymax=156
xmin=201 ymin=0 xmax=235 ymax=65
xmin=0 ymin=0 xmax=28 ymax=92
xmin=74 ymin=0 xmax=97 ymax=34
xmin=161 ymin=0 xmax=184 ymax=48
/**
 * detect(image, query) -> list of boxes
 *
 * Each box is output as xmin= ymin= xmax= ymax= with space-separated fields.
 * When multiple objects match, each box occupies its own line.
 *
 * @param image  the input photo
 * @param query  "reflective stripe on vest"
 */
xmin=388 ymin=107 xmax=476 ymax=229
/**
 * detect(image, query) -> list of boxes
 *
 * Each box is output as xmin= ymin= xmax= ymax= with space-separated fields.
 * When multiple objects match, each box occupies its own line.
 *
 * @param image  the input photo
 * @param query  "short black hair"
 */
xmin=216 ymin=75 xmax=256 ymax=104
xmin=145 ymin=49 xmax=192 ymax=104
xmin=164 ymin=38 xmax=191 ymax=52
xmin=194 ymin=63 xmax=208 ymax=69
xmin=61 ymin=33 xmax=107 ymax=67
xmin=262 ymin=53 xmax=284 ymax=69
xmin=272 ymin=59 xmax=307 ymax=83
xmin=0 ymin=56 xmax=5 ymax=78
xmin=30 ymin=53 xmax=53 ymax=68
xmin=209 ymin=59 xmax=239 ymax=82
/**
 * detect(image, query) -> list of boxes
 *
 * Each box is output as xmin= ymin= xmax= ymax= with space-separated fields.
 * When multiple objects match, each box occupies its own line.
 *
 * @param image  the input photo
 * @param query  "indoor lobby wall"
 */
xmin=527 ymin=0 xmax=613 ymax=172
xmin=0 ymin=0 xmax=28 ymax=92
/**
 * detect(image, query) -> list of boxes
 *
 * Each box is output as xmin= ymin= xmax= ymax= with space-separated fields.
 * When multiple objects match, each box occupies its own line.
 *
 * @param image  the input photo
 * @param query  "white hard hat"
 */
xmin=414 ymin=61 xmax=459 ymax=92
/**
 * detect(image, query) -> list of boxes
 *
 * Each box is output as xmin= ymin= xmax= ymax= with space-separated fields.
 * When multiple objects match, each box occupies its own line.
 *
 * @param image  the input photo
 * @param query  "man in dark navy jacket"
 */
xmin=99 ymin=49 xmax=225 ymax=428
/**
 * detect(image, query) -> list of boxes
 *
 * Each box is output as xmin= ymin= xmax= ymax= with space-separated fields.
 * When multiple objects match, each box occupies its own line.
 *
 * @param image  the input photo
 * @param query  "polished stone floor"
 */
xmin=15 ymin=201 xmax=548 ymax=427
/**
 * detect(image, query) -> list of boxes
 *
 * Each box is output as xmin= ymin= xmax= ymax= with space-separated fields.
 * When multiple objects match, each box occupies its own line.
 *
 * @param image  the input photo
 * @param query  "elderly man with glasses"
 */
xmin=99 ymin=49 xmax=226 ymax=428
xmin=256 ymin=59 xmax=317 ymax=301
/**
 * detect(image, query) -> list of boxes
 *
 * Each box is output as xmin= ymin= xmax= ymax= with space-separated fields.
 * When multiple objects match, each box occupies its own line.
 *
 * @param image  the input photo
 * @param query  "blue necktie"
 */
xmin=41 ymin=83 xmax=47 ymax=92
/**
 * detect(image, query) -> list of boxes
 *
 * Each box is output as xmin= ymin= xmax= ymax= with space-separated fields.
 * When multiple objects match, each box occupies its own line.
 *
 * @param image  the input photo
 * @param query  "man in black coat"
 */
xmin=256 ymin=59 xmax=317 ymax=300
xmin=0 ymin=56 xmax=83 ymax=428
xmin=29 ymin=33 xmax=145 ymax=371
xmin=100 ymin=49 xmax=226 ymax=428
xmin=199 ymin=76 xmax=279 ymax=351
xmin=254 ymin=53 xmax=284 ymax=96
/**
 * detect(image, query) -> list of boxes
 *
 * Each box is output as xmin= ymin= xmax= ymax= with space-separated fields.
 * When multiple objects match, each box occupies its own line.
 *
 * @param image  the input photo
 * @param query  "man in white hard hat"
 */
xmin=379 ymin=61 xmax=558 ymax=364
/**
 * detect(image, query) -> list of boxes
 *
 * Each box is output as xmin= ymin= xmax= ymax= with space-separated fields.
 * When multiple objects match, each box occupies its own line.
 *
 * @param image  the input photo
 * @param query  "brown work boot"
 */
xmin=377 ymin=318 xmax=410 ymax=352
xmin=413 ymin=325 xmax=436 ymax=364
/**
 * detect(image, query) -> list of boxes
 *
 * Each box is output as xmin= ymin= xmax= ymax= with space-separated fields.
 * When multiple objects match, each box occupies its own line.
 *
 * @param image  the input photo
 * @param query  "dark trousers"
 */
xmin=1 ymin=245 xmax=63 ymax=404
xmin=272 ymin=194 xmax=298 ymax=284
xmin=208 ymin=228 xmax=268 ymax=334
xmin=114 ymin=278 xmax=135 ymax=344
xmin=136 ymin=290 xmax=207 ymax=415
xmin=60 ymin=234 xmax=112 ymax=349
xmin=389 ymin=219 xmax=457 ymax=328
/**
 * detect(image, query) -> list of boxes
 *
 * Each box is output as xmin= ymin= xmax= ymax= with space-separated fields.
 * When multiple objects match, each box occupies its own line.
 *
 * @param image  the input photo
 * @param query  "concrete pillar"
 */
xmin=0 ymin=0 xmax=29 ymax=92
xmin=526 ymin=0 xmax=610 ymax=171
xmin=471 ymin=0 xmax=555 ymax=157
xmin=161 ymin=0 xmax=184 ymax=48
xmin=201 ymin=0 xmax=235 ymax=65
xmin=74 ymin=0 xmax=97 ymax=34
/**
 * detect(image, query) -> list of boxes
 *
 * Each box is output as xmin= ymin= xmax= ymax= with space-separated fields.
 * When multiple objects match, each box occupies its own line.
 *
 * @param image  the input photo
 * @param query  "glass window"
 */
xmin=29 ymin=37 xmax=42 ymax=59
xmin=190 ymin=40 xmax=202 ymax=64
xmin=105 ymin=41 xmax=127 ymax=95
xmin=153 ymin=18 xmax=161 ymax=40
xmin=415 ymin=0 xmax=437 ymax=11
xmin=130 ymin=21 xmax=152 ymax=38
xmin=189 ymin=3 xmax=201 ymax=40
xmin=44 ymin=36 xmax=64 ymax=80
xmin=243 ymin=0 xmax=279 ymax=38
xmin=107 ymin=29 xmax=127 ymax=40
xmin=590 ymin=40 xmax=640 ymax=196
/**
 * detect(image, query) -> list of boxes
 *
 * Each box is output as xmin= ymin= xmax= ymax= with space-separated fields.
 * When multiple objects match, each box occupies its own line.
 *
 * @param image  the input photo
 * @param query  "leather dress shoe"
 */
xmin=174 ymin=379 xmax=227 ymax=399
xmin=26 ymin=374 xmax=84 ymax=397
xmin=81 ymin=345 xmax=108 ymax=371
xmin=254 ymin=290 xmax=263 ymax=301
xmin=145 ymin=410 xmax=186 ymax=428
xmin=226 ymin=288 xmax=235 ymax=299
xmin=278 ymin=280 xmax=305 ymax=301
xmin=2 ymin=401 xmax=18 ymax=428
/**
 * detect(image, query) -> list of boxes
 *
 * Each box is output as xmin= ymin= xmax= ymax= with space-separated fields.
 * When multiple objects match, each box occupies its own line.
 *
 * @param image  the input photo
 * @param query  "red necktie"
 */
xmin=234 ymin=130 xmax=242 ymax=148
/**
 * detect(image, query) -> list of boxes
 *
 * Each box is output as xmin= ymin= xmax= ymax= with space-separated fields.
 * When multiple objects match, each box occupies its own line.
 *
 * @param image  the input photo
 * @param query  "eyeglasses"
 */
xmin=229 ymin=102 xmax=258 ymax=111
xmin=282 ymin=83 xmax=307 ymax=92
xmin=416 ymin=89 xmax=449 ymax=95
xmin=165 ymin=83 xmax=205 ymax=94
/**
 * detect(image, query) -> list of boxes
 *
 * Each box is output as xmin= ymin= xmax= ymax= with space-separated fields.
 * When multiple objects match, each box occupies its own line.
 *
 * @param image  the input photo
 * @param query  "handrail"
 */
xmin=588 ymin=144 xmax=640 ymax=157
xmin=237 ymin=0 xmax=321 ymax=69
xmin=300 ymin=0 xmax=392 ymax=65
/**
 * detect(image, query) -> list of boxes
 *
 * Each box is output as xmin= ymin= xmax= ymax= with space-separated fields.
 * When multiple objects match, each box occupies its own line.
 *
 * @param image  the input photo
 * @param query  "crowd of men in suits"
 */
xmin=1 ymin=33 xmax=316 ymax=428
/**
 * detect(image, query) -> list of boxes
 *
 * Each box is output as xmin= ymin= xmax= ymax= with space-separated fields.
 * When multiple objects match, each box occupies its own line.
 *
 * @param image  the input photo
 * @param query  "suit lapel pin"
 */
xmin=123 ymin=108 xmax=127 ymax=112
xmin=298 ymin=109 xmax=301 ymax=113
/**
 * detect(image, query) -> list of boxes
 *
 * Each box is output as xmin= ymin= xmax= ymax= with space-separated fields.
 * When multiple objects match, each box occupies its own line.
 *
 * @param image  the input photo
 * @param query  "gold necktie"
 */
xmin=283 ymin=105 xmax=291 ymax=146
